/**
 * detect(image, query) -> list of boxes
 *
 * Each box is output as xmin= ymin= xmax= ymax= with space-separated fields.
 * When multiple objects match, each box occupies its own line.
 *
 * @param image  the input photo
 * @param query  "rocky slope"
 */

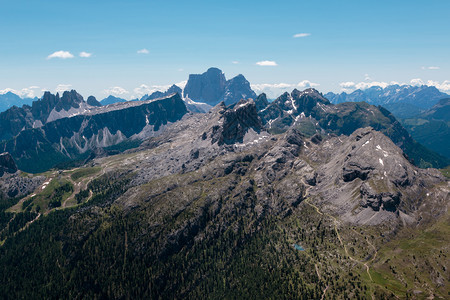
xmin=0 ymin=98 xmax=447 ymax=299
xmin=401 ymin=98 xmax=450 ymax=159
xmin=259 ymin=88 xmax=449 ymax=169
xmin=0 ymin=153 xmax=44 ymax=201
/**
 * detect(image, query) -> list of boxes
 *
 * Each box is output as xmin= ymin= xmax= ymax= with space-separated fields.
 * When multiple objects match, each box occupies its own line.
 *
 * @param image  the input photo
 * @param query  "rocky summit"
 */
xmin=184 ymin=67 xmax=256 ymax=106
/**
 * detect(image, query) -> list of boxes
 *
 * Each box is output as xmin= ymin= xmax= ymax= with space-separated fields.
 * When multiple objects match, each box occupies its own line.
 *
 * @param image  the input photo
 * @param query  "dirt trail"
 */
xmin=304 ymin=196 xmax=377 ymax=282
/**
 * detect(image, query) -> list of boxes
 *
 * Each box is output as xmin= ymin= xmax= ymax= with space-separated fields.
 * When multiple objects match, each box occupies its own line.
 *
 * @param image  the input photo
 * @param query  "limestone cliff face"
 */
xmin=0 ymin=94 xmax=188 ymax=173
xmin=210 ymin=100 xmax=263 ymax=145
xmin=184 ymin=68 xmax=256 ymax=106
xmin=184 ymin=68 xmax=227 ymax=105
xmin=0 ymin=90 xmax=94 ymax=141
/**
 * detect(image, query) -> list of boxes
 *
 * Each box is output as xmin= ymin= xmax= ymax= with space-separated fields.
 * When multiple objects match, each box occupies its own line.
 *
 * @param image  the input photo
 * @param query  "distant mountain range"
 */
xmin=325 ymin=85 xmax=449 ymax=119
xmin=401 ymin=98 xmax=450 ymax=160
xmin=100 ymin=95 xmax=127 ymax=105
xmin=0 ymin=92 xmax=37 ymax=113
xmin=0 ymin=68 xmax=448 ymax=173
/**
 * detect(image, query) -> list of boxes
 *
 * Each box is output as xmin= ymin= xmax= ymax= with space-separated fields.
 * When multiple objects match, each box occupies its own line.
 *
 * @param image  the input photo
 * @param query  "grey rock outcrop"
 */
xmin=147 ymin=85 xmax=183 ymax=101
xmin=306 ymin=127 xmax=445 ymax=225
xmin=0 ymin=93 xmax=189 ymax=173
xmin=0 ymin=152 xmax=17 ymax=177
xmin=211 ymin=100 xmax=263 ymax=145
xmin=184 ymin=68 xmax=227 ymax=105
xmin=87 ymin=96 xmax=102 ymax=107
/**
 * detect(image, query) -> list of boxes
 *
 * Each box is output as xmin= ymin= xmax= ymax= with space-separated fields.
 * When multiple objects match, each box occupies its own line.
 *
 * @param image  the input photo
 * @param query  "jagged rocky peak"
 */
xmin=210 ymin=99 xmax=263 ymax=145
xmin=166 ymin=84 xmax=182 ymax=95
xmin=222 ymin=74 xmax=257 ymax=106
xmin=87 ymin=96 xmax=102 ymax=107
xmin=291 ymin=88 xmax=330 ymax=113
xmin=0 ymin=152 xmax=17 ymax=176
xmin=184 ymin=67 xmax=227 ymax=105
xmin=31 ymin=90 xmax=85 ymax=120
xmin=58 ymin=90 xmax=84 ymax=111
xmin=184 ymin=67 xmax=256 ymax=106
xmin=254 ymin=93 xmax=269 ymax=111
xmin=147 ymin=84 xmax=183 ymax=101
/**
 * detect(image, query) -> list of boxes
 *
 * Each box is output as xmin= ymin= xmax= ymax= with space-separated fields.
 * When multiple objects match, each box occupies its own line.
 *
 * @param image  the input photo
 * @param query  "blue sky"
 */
xmin=0 ymin=0 xmax=449 ymax=99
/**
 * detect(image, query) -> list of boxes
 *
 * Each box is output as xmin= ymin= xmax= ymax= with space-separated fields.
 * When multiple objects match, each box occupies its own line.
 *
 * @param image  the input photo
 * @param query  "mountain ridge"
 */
xmin=325 ymin=84 xmax=449 ymax=119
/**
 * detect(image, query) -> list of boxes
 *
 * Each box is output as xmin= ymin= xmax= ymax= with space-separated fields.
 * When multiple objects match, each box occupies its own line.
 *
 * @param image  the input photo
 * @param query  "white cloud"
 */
xmin=131 ymin=81 xmax=188 ymax=99
xmin=0 ymin=88 xmax=15 ymax=94
xmin=364 ymin=73 xmax=372 ymax=81
xmin=103 ymin=86 xmax=129 ymax=96
xmin=410 ymin=78 xmax=424 ymax=86
xmin=252 ymin=83 xmax=292 ymax=98
xmin=252 ymin=83 xmax=293 ymax=90
xmin=232 ymin=61 xmax=239 ymax=64
xmin=256 ymin=60 xmax=278 ymax=66
xmin=47 ymin=51 xmax=74 ymax=59
xmin=297 ymin=80 xmax=320 ymax=88
xmin=55 ymin=84 xmax=73 ymax=93
xmin=338 ymin=78 xmax=450 ymax=93
xmin=0 ymin=86 xmax=41 ymax=98
xmin=293 ymin=33 xmax=311 ymax=38
xmin=418 ymin=79 xmax=450 ymax=92
xmin=175 ymin=80 xmax=187 ymax=90
xmin=137 ymin=49 xmax=149 ymax=54
xmin=79 ymin=51 xmax=92 ymax=58
xmin=421 ymin=66 xmax=440 ymax=70
xmin=252 ymin=80 xmax=319 ymax=98
xmin=133 ymin=84 xmax=154 ymax=98
xmin=339 ymin=81 xmax=389 ymax=91
xmin=339 ymin=82 xmax=356 ymax=89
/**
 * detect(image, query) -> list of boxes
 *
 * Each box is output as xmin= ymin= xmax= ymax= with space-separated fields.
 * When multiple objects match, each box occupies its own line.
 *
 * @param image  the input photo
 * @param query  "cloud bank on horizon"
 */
xmin=2 ymin=77 xmax=450 ymax=101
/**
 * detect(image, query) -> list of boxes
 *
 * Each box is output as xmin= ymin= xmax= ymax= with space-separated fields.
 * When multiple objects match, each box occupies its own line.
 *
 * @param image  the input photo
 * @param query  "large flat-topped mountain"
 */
xmin=184 ymin=67 xmax=256 ymax=106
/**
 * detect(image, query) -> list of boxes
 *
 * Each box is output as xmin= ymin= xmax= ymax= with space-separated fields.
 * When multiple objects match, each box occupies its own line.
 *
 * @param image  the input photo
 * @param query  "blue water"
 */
xmin=294 ymin=244 xmax=305 ymax=251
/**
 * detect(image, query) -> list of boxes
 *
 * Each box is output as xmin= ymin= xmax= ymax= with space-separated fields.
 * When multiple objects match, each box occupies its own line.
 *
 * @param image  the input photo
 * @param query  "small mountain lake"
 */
xmin=294 ymin=244 xmax=305 ymax=251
